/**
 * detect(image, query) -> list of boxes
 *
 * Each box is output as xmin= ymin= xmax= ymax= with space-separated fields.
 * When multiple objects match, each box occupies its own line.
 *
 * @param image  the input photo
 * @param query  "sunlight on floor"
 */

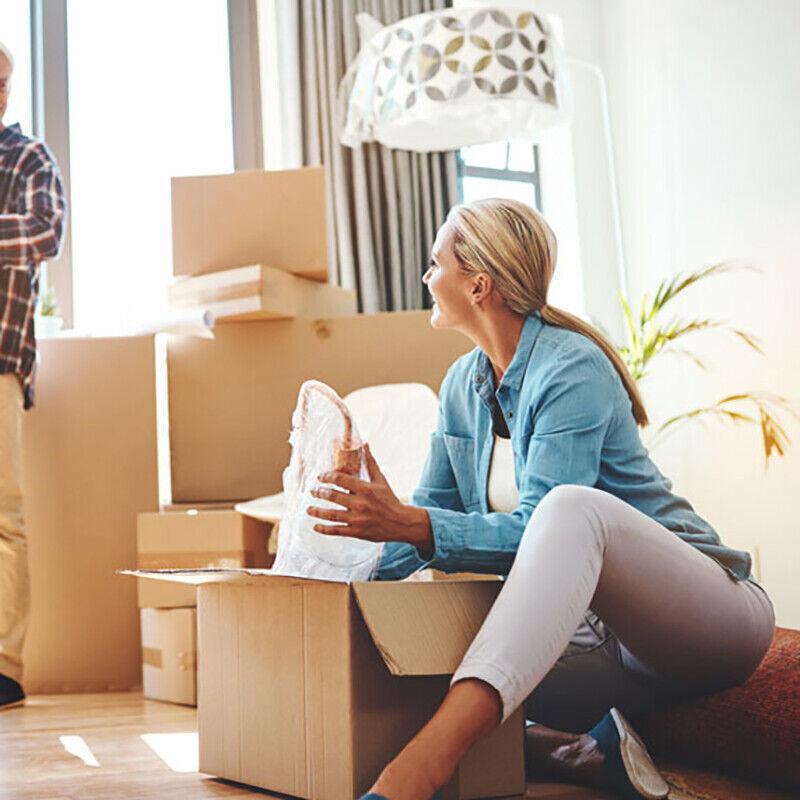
xmin=59 ymin=735 xmax=101 ymax=767
xmin=140 ymin=732 xmax=199 ymax=773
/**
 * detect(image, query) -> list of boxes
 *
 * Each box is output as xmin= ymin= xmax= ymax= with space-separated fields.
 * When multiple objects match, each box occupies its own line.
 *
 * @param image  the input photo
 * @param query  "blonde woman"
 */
xmin=306 ymin=199 xmax=774 ymax=800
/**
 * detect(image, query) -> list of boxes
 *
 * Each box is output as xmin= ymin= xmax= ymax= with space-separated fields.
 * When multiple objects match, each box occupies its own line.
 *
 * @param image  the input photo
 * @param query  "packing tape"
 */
xmin=178 ymin=650 xmax=198 ymax=671
xmin=142 ymin=647 xmax=162 ymax=668
xmin=137 ymin=550 xmax=260 ymax=569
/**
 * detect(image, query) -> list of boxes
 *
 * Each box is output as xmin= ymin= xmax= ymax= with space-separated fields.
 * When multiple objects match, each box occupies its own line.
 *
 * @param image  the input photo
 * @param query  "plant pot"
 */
xmin=35 ymin=315 xmax=64 ymax=338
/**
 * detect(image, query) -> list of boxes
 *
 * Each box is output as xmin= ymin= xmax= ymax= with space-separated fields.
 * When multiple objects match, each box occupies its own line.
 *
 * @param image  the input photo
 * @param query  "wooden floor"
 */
xmin=0 ymin=692 xmax=611 ymax=800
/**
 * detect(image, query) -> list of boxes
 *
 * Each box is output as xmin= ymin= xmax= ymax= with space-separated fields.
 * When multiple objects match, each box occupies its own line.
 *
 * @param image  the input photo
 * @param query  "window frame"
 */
xmin=456 ymin=141 xmax=544 ymax=211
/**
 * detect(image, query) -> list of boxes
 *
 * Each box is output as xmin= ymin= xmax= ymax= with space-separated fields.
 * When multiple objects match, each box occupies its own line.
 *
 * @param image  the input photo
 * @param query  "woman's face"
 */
xmin=422 ymin=223 xmax=476 ymax=331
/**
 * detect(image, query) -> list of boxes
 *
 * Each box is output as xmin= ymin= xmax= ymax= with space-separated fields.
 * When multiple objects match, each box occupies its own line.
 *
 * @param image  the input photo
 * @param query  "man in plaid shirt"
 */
xmin=0 ymin=43 xmax=66 ymax=709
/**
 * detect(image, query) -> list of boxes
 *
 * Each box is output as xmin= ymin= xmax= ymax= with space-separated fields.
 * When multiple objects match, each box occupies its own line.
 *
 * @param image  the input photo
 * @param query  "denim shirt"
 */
xmin=377 ymin=312 xmax=752 ymax=582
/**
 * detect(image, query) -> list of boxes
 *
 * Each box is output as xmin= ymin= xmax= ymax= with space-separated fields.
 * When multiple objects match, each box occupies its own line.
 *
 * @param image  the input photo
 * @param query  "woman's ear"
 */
xmin=471 ymin=272 xmax=493 ymax=304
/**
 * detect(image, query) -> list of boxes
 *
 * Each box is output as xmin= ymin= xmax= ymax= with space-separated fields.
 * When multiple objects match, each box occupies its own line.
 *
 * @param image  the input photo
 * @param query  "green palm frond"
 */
xmin=649 ymin=393 xmax=798 ymax=469
xmin=618 ymin=264 xmax=763 ymax=380
xmin=616 ymin=262 xmax=795 ymax=467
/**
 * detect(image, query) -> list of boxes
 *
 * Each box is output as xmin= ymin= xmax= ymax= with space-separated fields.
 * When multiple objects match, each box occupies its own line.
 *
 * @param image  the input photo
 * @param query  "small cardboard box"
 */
xmin=141 ymin=607 xmax=197 ymax=706
xmin=125 ymin=570 xmax=525 ymax=800
xmin=137 ymin=510 xmax=273 ymax=608
xmin=171 ymin=166 xmax=328 ymax=280
xmin=168 ymin=264 xmax=357 ymax=323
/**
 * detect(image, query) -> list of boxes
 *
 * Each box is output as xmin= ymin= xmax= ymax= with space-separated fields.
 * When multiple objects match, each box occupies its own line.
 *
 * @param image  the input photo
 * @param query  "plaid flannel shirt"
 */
xmin=0 ymin=123 xmax=66 ymax=409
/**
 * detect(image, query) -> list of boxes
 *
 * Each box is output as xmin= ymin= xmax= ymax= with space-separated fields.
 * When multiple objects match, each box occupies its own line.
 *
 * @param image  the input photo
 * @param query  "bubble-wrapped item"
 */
xmin=272 ymin=380 xmax=384 ymax=581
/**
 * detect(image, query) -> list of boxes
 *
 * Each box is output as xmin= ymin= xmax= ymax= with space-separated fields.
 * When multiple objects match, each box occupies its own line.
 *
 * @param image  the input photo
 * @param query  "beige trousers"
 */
xmin=0 ymin=373 xmax=27 ymax=683
xmin=452 ymin=484 xmax=775 ymax=729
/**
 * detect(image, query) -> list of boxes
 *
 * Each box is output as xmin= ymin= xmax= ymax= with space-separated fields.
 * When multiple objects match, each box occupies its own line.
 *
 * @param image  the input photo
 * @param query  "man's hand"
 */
xmin=306 ymin=444 xmax=433 ymax=553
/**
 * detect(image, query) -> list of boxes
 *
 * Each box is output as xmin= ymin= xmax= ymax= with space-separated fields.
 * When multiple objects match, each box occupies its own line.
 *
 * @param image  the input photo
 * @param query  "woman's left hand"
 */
xmin=306 ymin=444 xmax=431 ymax=549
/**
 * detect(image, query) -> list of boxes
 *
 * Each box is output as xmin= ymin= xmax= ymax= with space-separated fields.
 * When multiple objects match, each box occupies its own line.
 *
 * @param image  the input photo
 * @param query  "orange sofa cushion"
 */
xmin=638 ymin=627 xmax=800 ymax=793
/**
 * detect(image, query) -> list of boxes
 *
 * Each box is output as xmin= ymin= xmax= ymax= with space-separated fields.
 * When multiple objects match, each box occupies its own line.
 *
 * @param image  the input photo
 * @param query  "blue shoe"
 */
xmin=0 ymin=674 xmax=25 ymax=711
xmin=587 ymin=707 xmax=669 ymax=800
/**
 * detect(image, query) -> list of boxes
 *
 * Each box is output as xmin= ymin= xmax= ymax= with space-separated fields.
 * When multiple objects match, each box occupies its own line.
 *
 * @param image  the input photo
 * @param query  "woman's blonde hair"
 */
xmin=446 ymin=198 xmax=649 ymax=427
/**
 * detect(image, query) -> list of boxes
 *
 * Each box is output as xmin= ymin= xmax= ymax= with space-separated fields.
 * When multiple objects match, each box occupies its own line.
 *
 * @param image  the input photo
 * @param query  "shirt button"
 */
xmin=475 ymin=376 xmax=483 ymax=384
xmin=508 ymin=411 xmax=514 ymax=418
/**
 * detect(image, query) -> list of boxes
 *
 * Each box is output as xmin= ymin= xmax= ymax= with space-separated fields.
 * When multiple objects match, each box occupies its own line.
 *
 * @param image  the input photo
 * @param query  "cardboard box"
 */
xmin=171 ymin=167 xmax=328 ymax=280
xmin=168 ymin=264 xmax=357 ymax=322
xmin=137 ymin=510 xmax=273 ymax=608
xmin=141 ymin=608 xmax=197 ymax=706
xmin=124 ymin=571 xmax=524 ymax=799
xmin=167 ymin=311 xmax=472 ymax=502
xmin=21 ymin=336 xmax=160 ymax=693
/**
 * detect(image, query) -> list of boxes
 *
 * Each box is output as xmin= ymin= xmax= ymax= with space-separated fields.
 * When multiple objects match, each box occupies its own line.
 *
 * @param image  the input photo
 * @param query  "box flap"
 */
xmin=353 ymin=580 xmax=502 ymax=676
xmin=119 ymin=568 xmax=339 ymax=587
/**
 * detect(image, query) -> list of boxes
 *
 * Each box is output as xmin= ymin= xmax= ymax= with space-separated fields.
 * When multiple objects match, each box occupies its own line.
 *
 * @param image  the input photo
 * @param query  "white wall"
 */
xmin=600 ymin=0 xmax=800 ymax=625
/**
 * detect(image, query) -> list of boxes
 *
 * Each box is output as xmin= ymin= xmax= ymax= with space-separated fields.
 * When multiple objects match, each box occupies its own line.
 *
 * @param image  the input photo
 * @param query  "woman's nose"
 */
xmin=422 ymin=267 xmax=432 ymax=284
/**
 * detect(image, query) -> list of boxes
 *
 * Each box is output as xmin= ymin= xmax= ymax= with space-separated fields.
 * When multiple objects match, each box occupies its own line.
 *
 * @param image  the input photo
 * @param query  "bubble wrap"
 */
xmin=271 ymin=380 xmax=384 ymax=581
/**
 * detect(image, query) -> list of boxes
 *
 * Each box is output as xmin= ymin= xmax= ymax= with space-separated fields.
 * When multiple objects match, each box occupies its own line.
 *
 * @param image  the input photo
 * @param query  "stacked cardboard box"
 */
xmin=135 ymin=165 xmax=514 ymax=794
xmin=167 ymin=167 xmax=356 ymax=322
xmin=137 ymin=509 xmax=272 ymax=705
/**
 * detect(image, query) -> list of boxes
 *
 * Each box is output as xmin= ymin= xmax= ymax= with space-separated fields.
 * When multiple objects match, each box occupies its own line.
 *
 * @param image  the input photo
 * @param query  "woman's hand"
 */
xmin=306 ymin=444 xmax=433 ymax=553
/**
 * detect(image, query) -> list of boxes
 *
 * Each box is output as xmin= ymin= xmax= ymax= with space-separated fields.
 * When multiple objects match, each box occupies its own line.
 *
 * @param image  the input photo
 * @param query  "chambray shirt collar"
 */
xmin=472 ymin=311 xmax=544 ymax=398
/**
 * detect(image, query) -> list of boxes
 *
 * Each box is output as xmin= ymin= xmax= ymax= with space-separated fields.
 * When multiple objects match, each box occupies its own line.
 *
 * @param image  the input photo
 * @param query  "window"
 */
xmin=458 ymin=140 xmax=542 ymax=209
xmin=457 ymin=135 xmax=586 ymax=318
xmin=0 ymin=1 xmax=33 ymax=135
xmin=66 ymin=0 xmax=234 ymax=332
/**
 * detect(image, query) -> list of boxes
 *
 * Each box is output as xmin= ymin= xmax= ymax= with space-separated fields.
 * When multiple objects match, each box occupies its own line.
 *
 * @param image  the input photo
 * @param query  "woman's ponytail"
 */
xmin=448 ymin=200 xmax=649 ymax=427
xmin=539 ymin=303 xmax=648 ymax=426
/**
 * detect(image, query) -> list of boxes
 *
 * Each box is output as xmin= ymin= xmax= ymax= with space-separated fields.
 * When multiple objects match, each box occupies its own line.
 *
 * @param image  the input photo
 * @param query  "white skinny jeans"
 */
xmin=451 ymin=484 xmax=775 ymax=730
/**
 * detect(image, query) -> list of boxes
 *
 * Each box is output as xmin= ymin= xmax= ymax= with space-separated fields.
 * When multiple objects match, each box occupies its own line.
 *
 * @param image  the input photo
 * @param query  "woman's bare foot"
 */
xmin=525 ymin=723 xmax=607 ymax=788
xmin=369 ymin=679 xmax=502 ymax=800
xmin=370 ymin=737 xmax=454 ymax=800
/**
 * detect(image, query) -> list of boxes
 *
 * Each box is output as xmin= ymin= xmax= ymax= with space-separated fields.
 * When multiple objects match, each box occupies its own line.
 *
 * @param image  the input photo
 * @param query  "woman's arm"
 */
xmin=307 ymin=350 xmax=617 ymax=576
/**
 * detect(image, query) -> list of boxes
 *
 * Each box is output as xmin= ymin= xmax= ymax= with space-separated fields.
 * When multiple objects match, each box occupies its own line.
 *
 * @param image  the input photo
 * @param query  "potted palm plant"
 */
xmin=614 ymin=263 xmax=796 ymax=467
xmin=35 ymin=285 xmax=64 ymax=338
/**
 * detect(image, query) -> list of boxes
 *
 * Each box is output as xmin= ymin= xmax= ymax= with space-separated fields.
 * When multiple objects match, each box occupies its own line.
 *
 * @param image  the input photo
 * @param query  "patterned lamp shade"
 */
xmin=340 ymin=6 xmax=572 ymax=152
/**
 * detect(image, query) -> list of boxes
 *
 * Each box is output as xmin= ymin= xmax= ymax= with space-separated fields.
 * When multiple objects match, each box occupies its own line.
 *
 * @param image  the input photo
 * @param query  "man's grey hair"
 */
xmin=0 ymin=42 xmax=14 ymax=70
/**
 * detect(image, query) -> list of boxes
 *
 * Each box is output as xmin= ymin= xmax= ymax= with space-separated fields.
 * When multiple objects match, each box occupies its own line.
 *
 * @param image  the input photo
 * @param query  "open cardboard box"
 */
xmin=122 ymin=569 xmax=524 ymax=800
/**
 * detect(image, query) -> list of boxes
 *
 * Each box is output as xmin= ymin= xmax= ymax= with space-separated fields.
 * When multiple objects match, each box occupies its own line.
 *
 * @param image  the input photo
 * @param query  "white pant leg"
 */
xmin=451 ymin=484 xmax=774 ymax=723
xmin=0 ymin=374 xmax=28 ymax=683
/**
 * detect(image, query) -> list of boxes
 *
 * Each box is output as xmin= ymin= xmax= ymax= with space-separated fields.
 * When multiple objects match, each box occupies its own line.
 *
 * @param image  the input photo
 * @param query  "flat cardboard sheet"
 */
xmin=167 ymin=310 xmax=472 ymax=502
xmin=171 ymin=166 xmax=328 ymax=280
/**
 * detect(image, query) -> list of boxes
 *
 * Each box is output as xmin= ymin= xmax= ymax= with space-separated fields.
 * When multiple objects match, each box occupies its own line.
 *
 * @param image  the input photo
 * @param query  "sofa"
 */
xmin=638 ymin=626 xmax=800 ymax=799
xmin=526 ymin=627 xmax=799 ymax=799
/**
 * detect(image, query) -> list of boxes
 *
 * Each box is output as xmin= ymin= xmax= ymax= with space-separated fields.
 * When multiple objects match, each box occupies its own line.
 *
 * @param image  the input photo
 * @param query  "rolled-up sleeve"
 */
xmin=423 ymin=353 xmax=616 ymax=575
